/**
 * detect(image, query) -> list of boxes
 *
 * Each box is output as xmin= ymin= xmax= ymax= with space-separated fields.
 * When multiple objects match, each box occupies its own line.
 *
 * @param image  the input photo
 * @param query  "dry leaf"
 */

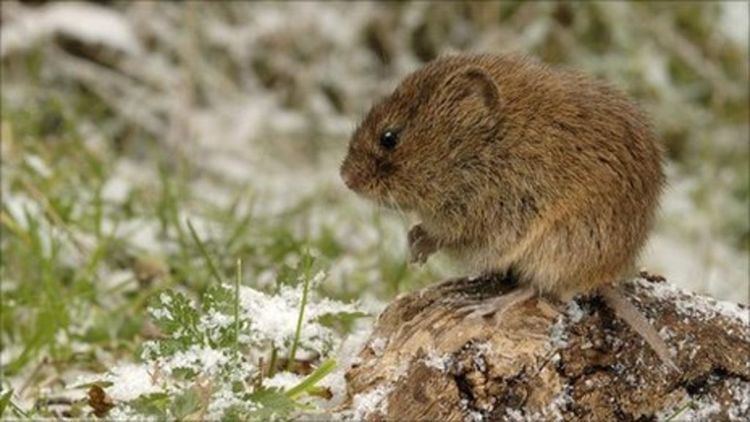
xmin=87 ymin=385 xmax=114 ymax=418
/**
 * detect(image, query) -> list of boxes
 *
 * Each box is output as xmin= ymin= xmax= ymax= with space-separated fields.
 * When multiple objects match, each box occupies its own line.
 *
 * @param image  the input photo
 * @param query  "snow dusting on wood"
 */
xmin=341 ymin=275 xmax=750 ymax=420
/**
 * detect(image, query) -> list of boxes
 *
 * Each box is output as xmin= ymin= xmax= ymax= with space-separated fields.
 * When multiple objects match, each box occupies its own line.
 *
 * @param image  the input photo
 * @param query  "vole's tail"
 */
xmin=600 ymin=285 xmax=679 ymax=372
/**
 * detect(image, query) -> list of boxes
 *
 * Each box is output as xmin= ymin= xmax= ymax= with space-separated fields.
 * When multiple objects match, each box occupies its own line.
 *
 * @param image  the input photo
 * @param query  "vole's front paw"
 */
xmin=408 ymin=224 xmax=438 ymax=265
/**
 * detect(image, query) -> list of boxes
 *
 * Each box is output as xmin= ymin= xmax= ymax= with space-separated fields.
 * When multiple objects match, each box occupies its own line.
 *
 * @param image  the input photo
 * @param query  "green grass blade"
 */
xmin=234 ymin=258 xmax=241 ymax=352
xmin=0 ymin=389 xmax=13 ymax=418
xmin=286 ymin=251 xmax=313 ymax=369
xmin=268 ymin=346 xmax=278 ymax=379
xmin=284 ymin=359 xmax=336 ymax=399
xmin=186 ymin=218 xmax=224 ymax=285
xmin=665 ymin=400 xmax=694 ymax=421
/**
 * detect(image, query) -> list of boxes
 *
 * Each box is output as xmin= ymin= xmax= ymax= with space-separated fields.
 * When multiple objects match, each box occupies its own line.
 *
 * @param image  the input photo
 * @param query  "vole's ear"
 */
xmin=435 ymin=66 xmax=501 ymax=111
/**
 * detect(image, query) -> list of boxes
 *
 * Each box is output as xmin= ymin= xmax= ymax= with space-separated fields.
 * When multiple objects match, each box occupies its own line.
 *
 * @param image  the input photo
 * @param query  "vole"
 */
xmin=340 ymin=54 xmax=675 ymax=370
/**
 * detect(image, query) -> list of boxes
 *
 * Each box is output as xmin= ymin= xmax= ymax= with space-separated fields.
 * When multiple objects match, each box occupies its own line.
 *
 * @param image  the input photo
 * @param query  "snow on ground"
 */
xmin=104 ymin=364 xmax=162 ymax=402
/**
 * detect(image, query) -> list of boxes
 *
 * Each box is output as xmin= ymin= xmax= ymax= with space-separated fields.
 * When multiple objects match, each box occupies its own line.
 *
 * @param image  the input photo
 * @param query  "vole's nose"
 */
xmin=340 ymin=164 xmax=361 ymax=191
xmin=341 ymin=167 xmax=358 ymax=190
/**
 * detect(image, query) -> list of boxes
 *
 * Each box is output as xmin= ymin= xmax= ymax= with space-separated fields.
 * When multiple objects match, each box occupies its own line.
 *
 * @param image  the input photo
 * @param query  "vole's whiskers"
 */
xmin=385 ymin=187 xmax=410 ymax=227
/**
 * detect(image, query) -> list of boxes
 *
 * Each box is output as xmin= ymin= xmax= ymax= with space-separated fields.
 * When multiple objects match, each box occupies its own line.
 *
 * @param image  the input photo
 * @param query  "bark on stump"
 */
xmin=342 ymin=275 xmax=750 ymax=421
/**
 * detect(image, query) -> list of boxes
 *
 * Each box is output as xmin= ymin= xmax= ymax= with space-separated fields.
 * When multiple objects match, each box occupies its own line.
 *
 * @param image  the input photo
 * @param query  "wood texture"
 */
xmin=341 ymin=275 xmax=749 ymax=421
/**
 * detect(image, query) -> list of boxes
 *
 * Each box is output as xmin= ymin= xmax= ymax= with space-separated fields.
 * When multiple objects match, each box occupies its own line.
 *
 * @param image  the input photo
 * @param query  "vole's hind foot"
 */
xmin=408 ymin=224 xmax=438 ymax=265
xmin=463 ymin=286 xmax=536 ymax=321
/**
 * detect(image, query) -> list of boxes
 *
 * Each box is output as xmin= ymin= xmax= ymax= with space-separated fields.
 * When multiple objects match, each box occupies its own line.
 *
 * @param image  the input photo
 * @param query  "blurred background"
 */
xmin=3 ymin=0 xmax=748 ymax=301
xmin=3 ymin=0 xmax=748 ymax=304
xmin=1 ymin=1 xmax=748 ymax=403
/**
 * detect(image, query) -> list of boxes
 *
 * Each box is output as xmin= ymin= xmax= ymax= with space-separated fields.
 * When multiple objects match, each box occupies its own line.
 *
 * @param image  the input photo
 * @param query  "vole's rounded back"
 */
xmin=341 ymin=54 xmax=665 ymax=298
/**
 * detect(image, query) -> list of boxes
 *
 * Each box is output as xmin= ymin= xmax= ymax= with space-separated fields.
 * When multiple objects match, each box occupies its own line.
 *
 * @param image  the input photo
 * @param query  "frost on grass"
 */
xmin=94 ymin=269 xmax=365 ymax=420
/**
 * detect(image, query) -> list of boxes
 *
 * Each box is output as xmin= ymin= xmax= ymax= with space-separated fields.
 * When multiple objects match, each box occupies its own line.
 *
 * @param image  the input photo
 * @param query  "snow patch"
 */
xmin=101 ymin=177 xmax=131 ymax=203
xmin=320 ymin=319 xmax=375 ymax=407
xmin=351 ymin=385 xmax=392 ymax=420
xmin=238 ymin=276 xmax=359 ymax=353
xmin=159 ymin=345 xmax=229 ymax=376
xmin=1 ymin=2 xmax=140 ymax=57
xmin=637 ymin=278 xmax=749 ymax=326
xmin=565 ymin=300 xmax=585 ymax=323
xmin=547 ymin=297 xmax=592 ymax=350
xmin=105 ymin=363 xmax=162 ymax=401
xmin=206 ymin=386 xmax=259 ymax=419
xmin=368 ymin=337 xmax=387 ymax=357
xmin=263 ymin=371 xmax=304 ymax=390
xmin=422 ymin=349 xmax=452 ymax=372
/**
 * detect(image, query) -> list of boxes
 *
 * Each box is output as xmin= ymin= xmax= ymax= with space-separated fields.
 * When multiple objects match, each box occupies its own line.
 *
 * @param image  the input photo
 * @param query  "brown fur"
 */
xmin=341 ymin=53 xmax=665 ymax=300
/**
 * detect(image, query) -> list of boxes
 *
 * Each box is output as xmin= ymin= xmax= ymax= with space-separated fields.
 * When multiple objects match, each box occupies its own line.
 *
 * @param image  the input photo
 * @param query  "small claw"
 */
xmin=464 ymin=302 xmax=504 ymax=320
xmin=461 ymin=287 xmax=537 ymax=322
xmin=407 ymin=224 xmax=437 ymax=265
xmin=451 ymin=300 xmax=496 ymax=320
xmin=408 ymin=247 xmax=423 ymax=265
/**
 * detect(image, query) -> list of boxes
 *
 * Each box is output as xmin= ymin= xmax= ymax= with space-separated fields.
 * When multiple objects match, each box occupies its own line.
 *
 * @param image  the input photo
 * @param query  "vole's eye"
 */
xmin=379 ymin=129 xmax=399 ymax=150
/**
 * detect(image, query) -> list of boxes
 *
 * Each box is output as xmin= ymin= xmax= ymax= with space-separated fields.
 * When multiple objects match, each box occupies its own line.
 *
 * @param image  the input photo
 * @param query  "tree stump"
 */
xmin=341 ymin=275 xmax=749 ymax=421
